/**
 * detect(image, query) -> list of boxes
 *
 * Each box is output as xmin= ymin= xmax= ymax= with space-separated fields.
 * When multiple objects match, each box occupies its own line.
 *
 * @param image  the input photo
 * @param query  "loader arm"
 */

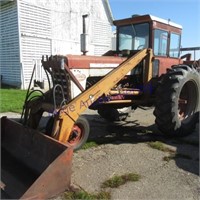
xmin=53 ymin=48 xmax=153 ymax=143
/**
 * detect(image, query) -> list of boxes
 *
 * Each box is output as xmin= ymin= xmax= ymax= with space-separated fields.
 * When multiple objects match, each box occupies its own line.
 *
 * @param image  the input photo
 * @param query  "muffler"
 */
xmin=1 ymin=116 xmax=73 ymax=199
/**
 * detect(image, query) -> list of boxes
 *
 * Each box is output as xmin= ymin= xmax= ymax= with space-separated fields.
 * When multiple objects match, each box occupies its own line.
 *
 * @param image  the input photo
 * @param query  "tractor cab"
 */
xmin=113 ymin=14 xmax=182 ymax=76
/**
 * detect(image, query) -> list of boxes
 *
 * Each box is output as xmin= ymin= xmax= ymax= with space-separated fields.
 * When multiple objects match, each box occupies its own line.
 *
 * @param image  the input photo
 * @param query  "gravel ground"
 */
xmin=69 ymin=108 xmax=199 ymax=200
xmin=1 ymin=108 xmax=199 ymax=200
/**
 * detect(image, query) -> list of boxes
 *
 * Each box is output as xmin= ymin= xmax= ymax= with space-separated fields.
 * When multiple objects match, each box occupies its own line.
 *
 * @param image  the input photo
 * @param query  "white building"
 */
xmin=0 ymin=0 xmax=113 ymax=89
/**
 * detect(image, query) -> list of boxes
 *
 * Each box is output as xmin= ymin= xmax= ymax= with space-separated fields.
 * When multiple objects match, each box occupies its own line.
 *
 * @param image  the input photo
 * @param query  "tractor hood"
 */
xmin=65 ymin=55 xmax=126 ymax=69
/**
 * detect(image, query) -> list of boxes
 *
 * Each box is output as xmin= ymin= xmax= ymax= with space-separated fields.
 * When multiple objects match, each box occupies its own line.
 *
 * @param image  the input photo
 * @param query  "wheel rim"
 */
xmin=178 ymin=80 xmax=198 ymax=122
xmin=68 ymin=124 xmax=84 ymax=146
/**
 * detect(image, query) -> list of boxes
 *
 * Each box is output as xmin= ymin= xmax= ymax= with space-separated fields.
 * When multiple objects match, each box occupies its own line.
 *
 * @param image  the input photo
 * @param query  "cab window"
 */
xmin=169 ymin=33 xmax=181 ymax=58
xmin=118 ymin=23 xmax=149 ymax=51
xmin=154 ymin=29 xmax=168 ymax=56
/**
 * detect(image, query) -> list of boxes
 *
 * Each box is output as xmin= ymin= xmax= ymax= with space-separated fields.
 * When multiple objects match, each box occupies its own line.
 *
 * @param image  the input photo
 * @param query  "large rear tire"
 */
xmin=154 ymin=65 xmax=199 ymax=136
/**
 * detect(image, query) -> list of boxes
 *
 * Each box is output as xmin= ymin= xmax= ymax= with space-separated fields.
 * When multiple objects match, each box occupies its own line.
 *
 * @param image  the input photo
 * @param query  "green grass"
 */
xmin=64 ymin=190 xmax=111 ymax=200
xmin=0 ymin=88 xmax=27 ymax=113
xmin=64 ymin=172 xmax=141 ymax=199
xmin=147 ymin=141 xmax=175 ymax=153
xmin=147 ymin=141 xmax=193 ymax=162
xmin=82 ymin=141 xmax=98 ymax=149
xmin=101 ymin=173 xmax=141 ymax=188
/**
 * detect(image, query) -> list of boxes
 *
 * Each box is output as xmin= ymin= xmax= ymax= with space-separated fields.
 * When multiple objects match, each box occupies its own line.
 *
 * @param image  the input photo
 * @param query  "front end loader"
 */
xmin=1 ymin=117 xmax=73 ymax=199
xmin=1 ymin=48 xmax=154 ymax=199
xmin=21 ymin=48 xmax=153 ymax=150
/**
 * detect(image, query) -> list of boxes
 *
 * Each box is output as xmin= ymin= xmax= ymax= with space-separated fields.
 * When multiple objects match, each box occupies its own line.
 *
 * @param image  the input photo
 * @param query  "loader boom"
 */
xmin=53 ymin=48 xmax=153 ymax=143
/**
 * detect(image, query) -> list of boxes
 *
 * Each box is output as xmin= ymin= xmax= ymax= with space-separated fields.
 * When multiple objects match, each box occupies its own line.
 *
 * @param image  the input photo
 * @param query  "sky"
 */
xmin=109 ymin=0 xmax=200 ymax=52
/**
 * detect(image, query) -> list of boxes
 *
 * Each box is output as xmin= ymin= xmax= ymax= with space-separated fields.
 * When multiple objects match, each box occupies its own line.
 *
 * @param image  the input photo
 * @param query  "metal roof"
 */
xmin=150 ymin=15 xmax=182 ymax=29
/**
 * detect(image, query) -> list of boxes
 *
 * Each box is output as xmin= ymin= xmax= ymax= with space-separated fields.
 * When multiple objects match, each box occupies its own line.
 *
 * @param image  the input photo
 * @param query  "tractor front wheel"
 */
xmin=154 ymin=65 xmax=199 ymax=136
xmin=67 ymin=116 xmax=90 ymax=150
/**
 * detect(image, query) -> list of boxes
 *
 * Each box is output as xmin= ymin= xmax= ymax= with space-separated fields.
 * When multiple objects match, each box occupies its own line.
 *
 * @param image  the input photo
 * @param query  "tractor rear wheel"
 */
xmin=154 ymin=65 xmax=199 ymax=136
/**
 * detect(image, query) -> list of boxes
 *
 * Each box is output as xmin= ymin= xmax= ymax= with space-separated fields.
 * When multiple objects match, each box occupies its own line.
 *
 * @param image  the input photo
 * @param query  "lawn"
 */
xmin=0 ymin=88 xmax=27 ymax=113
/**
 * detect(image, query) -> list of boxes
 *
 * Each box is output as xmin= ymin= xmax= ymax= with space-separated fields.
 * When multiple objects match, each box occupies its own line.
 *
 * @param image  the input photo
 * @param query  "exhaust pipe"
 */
xmin=80 ymin=14 xmax=89 ymax=55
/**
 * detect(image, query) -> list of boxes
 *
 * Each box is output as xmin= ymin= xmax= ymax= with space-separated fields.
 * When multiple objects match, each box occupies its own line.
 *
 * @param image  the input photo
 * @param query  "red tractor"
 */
xmin=22 ymin=14 xmax=199 ymax=150
xmin=83 ymin=14 xmax=200 ymax=136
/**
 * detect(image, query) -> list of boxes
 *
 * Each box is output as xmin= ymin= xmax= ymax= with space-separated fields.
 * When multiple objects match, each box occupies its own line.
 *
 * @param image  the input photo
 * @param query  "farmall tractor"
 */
xmin=23 ymin=14 xmax=199 ymax=150
xmin=1 ymin=14 xmax=199 ymax=199
xmin=86 ymin=14 xmax=200 ymax=134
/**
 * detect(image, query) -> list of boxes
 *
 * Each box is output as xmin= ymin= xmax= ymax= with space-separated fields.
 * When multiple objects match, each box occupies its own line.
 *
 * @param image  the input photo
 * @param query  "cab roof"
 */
xmin=113 ymin=14 xmax=182 ymax=30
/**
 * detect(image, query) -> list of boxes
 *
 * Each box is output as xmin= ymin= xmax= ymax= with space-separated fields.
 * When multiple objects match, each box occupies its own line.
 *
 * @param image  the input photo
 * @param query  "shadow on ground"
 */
xmin=83 ymin=113 xmax=199 ymax=176
xmin=6 ymin=112 xmax=199 ymax=176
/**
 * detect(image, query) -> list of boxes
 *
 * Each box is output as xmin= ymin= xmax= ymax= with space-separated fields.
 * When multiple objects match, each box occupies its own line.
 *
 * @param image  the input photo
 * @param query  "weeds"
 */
xmin=147 ymin=141 xmax=175 ymax=153
xmin=64 ymin=190 xmax=111 ymax=200
xmin=63 ymin=172 xmax=141 ymax=199
xmin=82 ymin=141 xmax=98 ymax=149
xmin=101 ymin=173 xmax=141 ymax=188
xmin=147 ymin=141 xmax=194 ymax=162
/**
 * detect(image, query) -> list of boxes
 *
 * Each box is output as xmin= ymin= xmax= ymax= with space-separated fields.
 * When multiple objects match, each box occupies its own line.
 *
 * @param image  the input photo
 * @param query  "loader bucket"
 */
xmin=1 ymin=116 xmax=73 ymax=199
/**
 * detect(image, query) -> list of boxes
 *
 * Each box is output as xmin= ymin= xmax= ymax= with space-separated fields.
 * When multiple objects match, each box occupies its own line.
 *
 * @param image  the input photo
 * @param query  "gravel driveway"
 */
xmin=72 ymin=108 xmax=199 ymax=200
xmin=1 ymin=108 xmax=199 ymax=200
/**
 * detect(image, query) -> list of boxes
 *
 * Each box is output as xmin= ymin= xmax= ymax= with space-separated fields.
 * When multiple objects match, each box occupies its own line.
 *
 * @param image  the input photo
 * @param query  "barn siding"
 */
xmin=0 ymin=1 xmax=21 ymax=87
xmin=0 ymin=0 xmax=113 ymax=89
xmin=19 ymin=0 xmax=51 ymax=88
xmin=20 ymin=0 xmax=113 ymax=56
xmin=92 ymin=20 xmax=112 ymax=55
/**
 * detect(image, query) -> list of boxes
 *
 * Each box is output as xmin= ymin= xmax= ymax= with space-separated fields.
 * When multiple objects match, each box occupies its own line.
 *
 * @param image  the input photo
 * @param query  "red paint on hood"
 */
xmin=65 ymin=55 xmax=126 ymax=69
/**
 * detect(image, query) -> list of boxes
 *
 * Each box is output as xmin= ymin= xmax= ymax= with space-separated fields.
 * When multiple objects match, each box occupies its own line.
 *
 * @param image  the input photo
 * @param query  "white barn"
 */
xmin=0 ymin=0 xmax=113 ymax=89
